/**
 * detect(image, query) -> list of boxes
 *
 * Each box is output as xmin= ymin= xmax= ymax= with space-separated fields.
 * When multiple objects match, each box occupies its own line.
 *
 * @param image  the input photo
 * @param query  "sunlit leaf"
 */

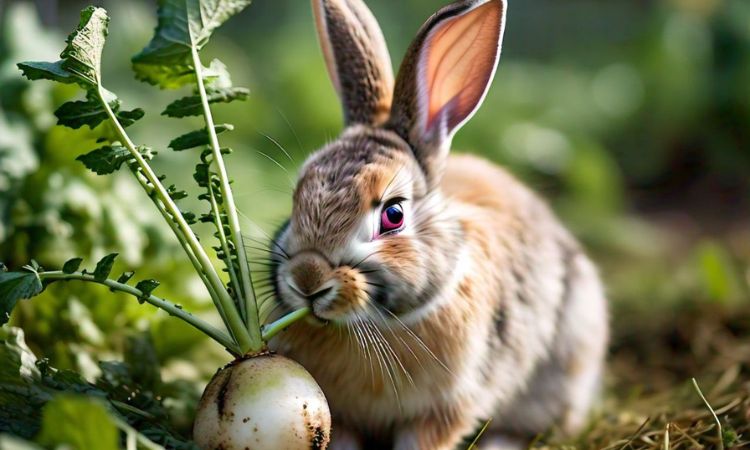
xmin=131 ymin=0 xmax=252 ymax=88
xmin=18 ymin=6 xmax=109 ymax=89
xmin=37 ymin=395 xmax=119 ymax=450
xmin=58 ymin=6 xmax=109 ymax=86
xmin=17 ymin=7 xmax=142 ymax=134
xmin=696 ymin=241 xmax=738 ymax=303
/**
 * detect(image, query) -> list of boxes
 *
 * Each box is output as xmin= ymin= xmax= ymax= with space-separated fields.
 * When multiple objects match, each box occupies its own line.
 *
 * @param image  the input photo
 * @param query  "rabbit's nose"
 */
xmin=286 ymin=251 xmax=333 ymax=302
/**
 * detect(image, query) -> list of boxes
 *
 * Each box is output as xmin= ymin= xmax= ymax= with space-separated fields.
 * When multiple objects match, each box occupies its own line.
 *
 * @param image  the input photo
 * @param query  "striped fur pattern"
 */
xmin=269 ymin=1 xmax=608 ymax=449
xmin=313 ymin=0 xmax=394 ymax=126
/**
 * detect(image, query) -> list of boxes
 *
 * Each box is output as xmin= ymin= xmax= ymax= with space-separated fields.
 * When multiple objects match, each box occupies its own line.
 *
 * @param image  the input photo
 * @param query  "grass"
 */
xmin=538 ymin=303 xmax=750 ymax=449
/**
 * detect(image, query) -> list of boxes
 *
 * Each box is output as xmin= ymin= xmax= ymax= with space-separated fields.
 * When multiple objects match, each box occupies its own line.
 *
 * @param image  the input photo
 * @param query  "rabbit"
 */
xmin=267 ymin=0 xmax=609 ymax=449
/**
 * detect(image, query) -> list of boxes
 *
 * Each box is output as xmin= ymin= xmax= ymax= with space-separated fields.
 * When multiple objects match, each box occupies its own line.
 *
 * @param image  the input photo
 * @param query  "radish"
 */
xmin=194 ymin=354 xmax=331 ymax=450
xmin=5 ymin=2 xmax=332 ymax=449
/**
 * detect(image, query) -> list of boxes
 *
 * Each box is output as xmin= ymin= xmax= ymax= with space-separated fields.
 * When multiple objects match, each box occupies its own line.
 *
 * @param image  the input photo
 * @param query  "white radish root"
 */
xmin=194 ymin=353 xmax=331 ymax=450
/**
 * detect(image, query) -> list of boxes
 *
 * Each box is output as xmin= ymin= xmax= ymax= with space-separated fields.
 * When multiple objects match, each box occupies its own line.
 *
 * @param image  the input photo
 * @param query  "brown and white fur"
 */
xmin=268 ymin=0 xmax=608 ymax=448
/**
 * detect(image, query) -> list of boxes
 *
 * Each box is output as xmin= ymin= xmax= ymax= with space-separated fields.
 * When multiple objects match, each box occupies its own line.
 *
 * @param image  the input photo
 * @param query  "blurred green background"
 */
xmin=1 ymin=0 xmax=749 ymax=448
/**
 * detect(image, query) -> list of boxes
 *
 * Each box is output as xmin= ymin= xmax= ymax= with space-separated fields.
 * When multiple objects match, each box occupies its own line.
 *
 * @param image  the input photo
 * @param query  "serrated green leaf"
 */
xmin=17 ymin=7 xmax=143 ymax=135
xmin=169 ymin=124 xmax=233 ymax=151
xmin=59 ymin=6 xmax=109 ymax=87
xmin=37 ymin=395 xmax=119 ymax=450
xmin=76 ymin=145 xmax=131 ymax=175
xmin=54 ymin=98 xmax=107 ymax=129
xmin=92 ymin=253 xmax=118 ymax=282
xmin=162 ymin=87 xmax=249 ymax=118
xmin=135 ymin=279 xmax=160 ymax=299
xmin=55 ymin=91 xmax=144 ymax=130
xmin=62 ymin=258 xmax=83 ymax=274
xmin=116 ymin=107 xmax=145 ymax=127
xmin=76 ymin=147 xmax=129 ymax=174
xmin=167 ymin=184 xmax=188 ymax=200
xmin=18 ymin=7 xmax=109 ymax=89
xmin=116 ymin=272 xmax=135 ymax=284
xmin=170 ymin=190 xmax=188 ymax=200
xmin=193 ymin=163 xmax=209 ymax=187
xmin=131 ymin=0 xmax=252 ymax=88
xmin=16 ymin=60 xmax=76 ymax=84
xmin=0 ymin=272 xmax=43 ymax=325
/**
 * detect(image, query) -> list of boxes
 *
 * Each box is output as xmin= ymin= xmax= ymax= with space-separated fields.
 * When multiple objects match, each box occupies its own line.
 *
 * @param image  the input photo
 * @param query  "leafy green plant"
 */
xmin=2 ymin=2 xmax=331 ymax=448
xmin=7 ymin=1 xmax=305 ymax=357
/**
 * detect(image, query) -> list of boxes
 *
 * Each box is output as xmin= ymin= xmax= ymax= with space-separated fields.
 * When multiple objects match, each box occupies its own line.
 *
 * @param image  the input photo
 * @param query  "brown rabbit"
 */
xmin=268 ymin=0 xmax=608 ymax=448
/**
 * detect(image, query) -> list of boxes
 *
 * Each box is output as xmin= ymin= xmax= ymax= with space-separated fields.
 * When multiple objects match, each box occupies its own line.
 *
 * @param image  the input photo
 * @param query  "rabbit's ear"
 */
xmin=388 ymin=0 xmax=506 ymax=184
xmin=313 ymin=0 xmax=394 ymax=126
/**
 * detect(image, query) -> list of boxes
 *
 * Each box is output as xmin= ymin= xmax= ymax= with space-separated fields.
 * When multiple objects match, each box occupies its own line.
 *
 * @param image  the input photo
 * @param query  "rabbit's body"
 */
xmin=272 ymin=148 xmax=606 ymax=448
xmin=269 ymin=1 xmax=608 ymax=448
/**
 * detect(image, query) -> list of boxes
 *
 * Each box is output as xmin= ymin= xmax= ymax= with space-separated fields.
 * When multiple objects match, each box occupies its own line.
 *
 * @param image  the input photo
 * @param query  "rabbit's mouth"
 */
xmin=275 ymin=249 xmax=379 ymax=324
xmin=306 ymin=265 xmax=373 ymax=323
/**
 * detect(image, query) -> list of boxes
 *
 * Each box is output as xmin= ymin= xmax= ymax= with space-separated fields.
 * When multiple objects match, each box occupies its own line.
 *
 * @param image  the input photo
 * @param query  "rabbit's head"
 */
xmin=272 ymin=0 xmax=507 ymax=324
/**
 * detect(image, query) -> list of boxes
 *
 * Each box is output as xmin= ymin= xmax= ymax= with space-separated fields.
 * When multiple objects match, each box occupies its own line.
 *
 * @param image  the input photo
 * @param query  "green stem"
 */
xmin=39 ymin=271 xmax=241 ymax=355
xmin=97 ymin=86 xmax=253 ymax=353
xmin=261 ymin=307 xmax=310 ymax=342
xmin=136 ymin=171 xmax=232 ymax=334
xmin=207 ymin=179 xmax=242 ymax=318
xmin=191 ymin=47 xmax=261 ymax=349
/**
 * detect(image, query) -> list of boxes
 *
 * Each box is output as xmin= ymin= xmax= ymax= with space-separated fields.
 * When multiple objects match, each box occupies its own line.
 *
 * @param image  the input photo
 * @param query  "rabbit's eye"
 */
xmin=380 ymin=202 xmax=404 ymax=235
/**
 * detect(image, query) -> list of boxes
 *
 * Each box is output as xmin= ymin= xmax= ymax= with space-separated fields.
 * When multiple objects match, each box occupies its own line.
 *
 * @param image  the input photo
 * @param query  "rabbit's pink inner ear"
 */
xmin=421 ymin=0 xmax=504 ymax=135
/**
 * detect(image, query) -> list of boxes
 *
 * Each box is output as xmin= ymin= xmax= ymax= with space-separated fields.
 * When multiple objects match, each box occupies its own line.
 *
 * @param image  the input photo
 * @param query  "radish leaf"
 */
xmin=17 ymin=6 xmax=108 ymax=89
xmin=131 ymin=0 xmax=252 ymax=88
xmin=169 ymin=124 xmax=233 ymax=151
xmin=76 ymin=145 xmax=131 ymax=175
xmin=0 ymin=271 xmax=43 ymax=325
xmin=92 ymin=253 xmax=118 ymax=282
xmin=62 ymin=258 xmax=83 ymax=274
xmin=18 ymin=7 xmax=143 ymax=133
xmin=163 ymin=87 xmax=249 ymax=118
xmin=116 ymin=272 xmax=135 ymax=284
xmin=55 ymin=95 xmax=143 ymax=129
xmin=135 ymin=279 xmax=161 ymax=299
